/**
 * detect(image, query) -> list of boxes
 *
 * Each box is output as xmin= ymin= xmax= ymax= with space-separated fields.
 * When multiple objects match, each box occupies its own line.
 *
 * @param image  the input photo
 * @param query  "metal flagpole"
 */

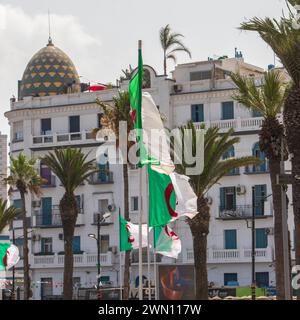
xmin=146 ymin=168 xmax=151 ymax=300
xmin=118 ymin=207 xmax=123 ymax=300
xmin=138 ymin=39 xmax=143 ymax=301
xmin=153 ymin=237 xmax=158 ymax=300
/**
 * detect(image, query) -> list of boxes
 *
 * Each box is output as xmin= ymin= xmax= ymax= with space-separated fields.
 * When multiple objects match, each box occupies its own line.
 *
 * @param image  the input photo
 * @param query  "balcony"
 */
xmin=31 ymin=130 xmax=95 ymax=147
xmin=30 ymin=252 xmax=113 ymax=268
xmin=41 ymin=175 xmax=56 ymax=188
xmin=185 ymin=247 xmax=273 ymax=264
xmin=245 ymin=163 xmax=269 ymax=174
xmin=89 ymin=172 xmax=114 ymax=185
xmin=194 ymin=117 xmax=263 ymax=133
xmin=218 ymin=204 xmax=273 ymax=220
xmin=92 ymin=213 xmax=113 ymax=226
xmin=34 ymin=211 xmax=84 ymax=228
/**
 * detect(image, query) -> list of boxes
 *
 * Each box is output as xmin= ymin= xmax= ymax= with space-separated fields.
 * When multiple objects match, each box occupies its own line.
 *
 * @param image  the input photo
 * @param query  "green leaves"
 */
xmin=230 ymin=71 xmax=286 ymax=118
xmin=0 ymin=199 xmax=19 ymax=233
xmin=42 ymin=148 xmax=97 ymax=194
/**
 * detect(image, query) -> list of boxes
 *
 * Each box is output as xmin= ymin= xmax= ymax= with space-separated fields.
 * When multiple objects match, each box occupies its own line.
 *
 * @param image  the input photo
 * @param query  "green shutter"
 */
xmin=255 ymin=228 xmax=268 ymax=248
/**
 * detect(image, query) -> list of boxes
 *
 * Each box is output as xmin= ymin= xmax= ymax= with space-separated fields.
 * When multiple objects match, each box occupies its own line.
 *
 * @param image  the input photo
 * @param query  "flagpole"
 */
xmin=154 ymin=248 xmax=158 ymax=300
xmin=138 ymin=39 xmax=143 ymax=301
xmin=146 ymin=168 xmax=151 ymax=300
xmin=119 ymin=208 xmax=123 ymax=300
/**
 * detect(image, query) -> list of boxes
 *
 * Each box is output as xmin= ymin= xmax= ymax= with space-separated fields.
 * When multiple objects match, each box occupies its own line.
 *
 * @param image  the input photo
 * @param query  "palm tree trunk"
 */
xmin=163 ymin=50 xmax=167 ymax=76
xmin=269 ymin=159 xmax=285 ymax=299
xmin=188 ymin=197 xmax=210 ymax=300
xmin=60 ymin=194 xmax=77 ymax=300
xmin=122 ymin=163 xmax=130 ymax=300
xmin=284 ymin=87 xmax=300 ymax=299
xmin=20 ymin=191 xmax=30 ymax=300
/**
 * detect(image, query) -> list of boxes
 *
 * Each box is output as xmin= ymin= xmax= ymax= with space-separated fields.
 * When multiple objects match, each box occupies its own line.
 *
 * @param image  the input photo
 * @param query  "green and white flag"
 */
xmin=0 ymin=243 xmax=20 ymax=271
xmin=119 ymin=213 xmax=148 ymax=252
xmin=154 ymin=225 xmax=181 ymax=259
xmin=148 ymin=166 xmax=198 ymax=227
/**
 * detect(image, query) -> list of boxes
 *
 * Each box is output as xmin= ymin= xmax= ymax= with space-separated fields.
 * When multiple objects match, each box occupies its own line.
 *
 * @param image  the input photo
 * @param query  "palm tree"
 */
xmin=42 ymin=148 xmax=96 ymax=300
xmin=96 ymin=91 xmax=133 ymax=300
xmin=239 ymin=1 xmax=300 ymax=298
xmin=172 ymin=122 xmax=261 ymax=299
xmin=230 ymin=71 xmax=287 ymax=299
xmin=159 ymin=24 xmax=191 ymax=75
xmin=4 ymin=153 xmax=44 ymax=300
xmin=0 ymin=199 xmax=19 ymax=234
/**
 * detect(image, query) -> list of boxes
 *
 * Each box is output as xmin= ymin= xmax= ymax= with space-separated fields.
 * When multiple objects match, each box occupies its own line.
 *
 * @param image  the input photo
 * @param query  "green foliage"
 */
xmin=42 ymin=148 xmax=97 ymax=194
xmin=4 ymin=153 xmax=44 ymax=196
xmin=172 ymin=122 xmax=261 ymax=196
xmin=230 ymin=71 xmax=286 ymax=118
xmin=0 ymin=199 xmax=19 ymax=233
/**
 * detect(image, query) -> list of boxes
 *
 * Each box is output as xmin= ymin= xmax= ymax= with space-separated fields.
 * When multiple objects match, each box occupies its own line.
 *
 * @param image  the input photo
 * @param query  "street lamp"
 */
xmin=88 ymin=212 xmax=111 ymax=296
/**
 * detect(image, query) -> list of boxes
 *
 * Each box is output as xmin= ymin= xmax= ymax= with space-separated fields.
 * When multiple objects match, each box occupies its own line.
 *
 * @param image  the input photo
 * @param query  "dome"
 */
xmin=19 ymin=39 xmax=80 ymax=99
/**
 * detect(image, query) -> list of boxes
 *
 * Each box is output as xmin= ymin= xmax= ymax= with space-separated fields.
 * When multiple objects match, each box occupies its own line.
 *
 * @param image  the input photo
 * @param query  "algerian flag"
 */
xmin=0 ymin=243 xmax=20 ymax=271
xmin=141 ymin=92 xmax=175 ymax=175
xmin=154 ymin=225 xmax=181 ymax=259
xmin=148 ymin=166 xmax=198 ymax=227
xmin=119 ymin=213 xmax=148 ymax=251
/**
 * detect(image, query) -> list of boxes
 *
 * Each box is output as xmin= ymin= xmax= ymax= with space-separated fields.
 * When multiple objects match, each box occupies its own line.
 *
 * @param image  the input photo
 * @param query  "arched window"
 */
xmin=252 ymin=142 xmax=267 ymax=173
xmin=142 ymin=69 xmax=151 ymax=89
xmin=223 ymin=146 xmax=239 ymax=175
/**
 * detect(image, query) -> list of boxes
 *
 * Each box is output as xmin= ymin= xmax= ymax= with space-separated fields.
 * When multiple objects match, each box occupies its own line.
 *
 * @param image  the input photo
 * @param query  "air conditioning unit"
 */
xmin=32 ymin=200 xmax=41 ymax=208
xmin=237 ymin=185 xmax=246 ymax=195
xmin=58 ymin=233 xmax=64 ymax=240
xmin=173 ymin=84 xmax=183 ymax=93
xmin=32 ymin=234 xmax=41 ymax=242
xmin=266 ymin=228 xmax=274 ymax=235
xmin=107 ymin=204 xmax=116 ymax=212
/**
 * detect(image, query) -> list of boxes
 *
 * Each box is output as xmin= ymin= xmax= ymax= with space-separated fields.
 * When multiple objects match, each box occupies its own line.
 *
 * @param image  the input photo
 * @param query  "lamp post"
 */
xmin=251 ymin=186 xmax=256 ymax=301
xmin=88 ymin=212 xmax=111 ymax=298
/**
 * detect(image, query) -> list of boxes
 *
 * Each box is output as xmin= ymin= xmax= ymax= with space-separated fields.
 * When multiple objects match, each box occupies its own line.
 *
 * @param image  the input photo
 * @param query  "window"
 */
xmin=13 ymin=199 xmax=22 ymax=219
xmin=256 ymin=272 xmax=269 ymax=288
xmin=224 ymin=230 xmax=237 ymax=249
xmin=41 ymin=118 xmax=51 ymax=135
xmin=256 ymin=228 xmax=268 ymax=248
xmin=41 ymin=278 xmax=53 ymax=300
xmin=13 ymin=121 xmax=23 ymax=142
xmin=15 ymin=238 xmax=24 ymax=258
xmin=100 ymin=235 xmax=109 ymax=253
xmin=252 ymin=109 xmax=262 ymax=118
xmin=73 ymin=277 xmax=81 ymax=288
xmin=252 ymin=142 xmax=267 ymax=173
xmin=69 ymin=115 xmax=80 ymax=133
xmin=253 ymin=185 xmax=267 ymax=216
xmin=73 ymin=236 xmax=81 ymax=253
xmin=75 ymin=195 xmax=83 ymax=212
xmin=221 ymin=101 xmax=234 ymax=120
xmin=40 ymin=162 xmax=52 ymax=185
xmin=224 ymin=273 xmax=238 ymax=286
xmin=131 ymin=196 xmax=139 ymax=211
xmin=41 ymin=238 xmax=52 ymax=254
xmin=190 ymin=71 xmax=212 ymax=81
xmin=41 ymin=197 xmax=52 ymax=226
xmin=220 ymin=187 xmax=236 ymax=211
xmin=191 ymin=104 xmax=204 ymax=122
xmin=98 ymin=153 xmax=109 ymax=182
xmin=98 ymin=199 xmax=109 ymax=214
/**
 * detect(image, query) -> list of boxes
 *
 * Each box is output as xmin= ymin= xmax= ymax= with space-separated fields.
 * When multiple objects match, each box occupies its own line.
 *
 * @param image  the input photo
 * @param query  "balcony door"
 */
xmin=41 ymin=197 xmax=52 ymax=226
xmin=69 ymin=115 xmax=80 ymax=133
xmin=252 ymin=142 xmax=266 ymax=172
xmin=41 ymin=278 xmax=53 ymax=300
xmin=253 ymin=185 xmax=267 ymax=216
xmin=220 ymin=187 xmax=236 ymax=211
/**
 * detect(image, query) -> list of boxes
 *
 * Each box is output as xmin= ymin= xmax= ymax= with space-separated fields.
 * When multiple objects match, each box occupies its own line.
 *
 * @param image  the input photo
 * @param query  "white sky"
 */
xmin=0 ymin=0 xmax=289 ymax=136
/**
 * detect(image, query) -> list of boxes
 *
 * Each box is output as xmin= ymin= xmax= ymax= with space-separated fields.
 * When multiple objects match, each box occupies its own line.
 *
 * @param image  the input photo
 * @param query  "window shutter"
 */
xmin=220 ymin=188 xmax=225 ymax=210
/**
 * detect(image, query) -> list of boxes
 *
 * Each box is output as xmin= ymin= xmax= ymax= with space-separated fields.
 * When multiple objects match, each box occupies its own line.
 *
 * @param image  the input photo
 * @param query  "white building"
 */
xmin=4 ymin=40 xmax=295 ymax=299
xmin=0 ymin=132 xmax=7 ymax=202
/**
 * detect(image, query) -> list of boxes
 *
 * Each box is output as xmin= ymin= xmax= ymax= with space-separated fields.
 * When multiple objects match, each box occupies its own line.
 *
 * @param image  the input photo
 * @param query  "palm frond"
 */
xmin=0 ymin=199 xmax=19 ymax=233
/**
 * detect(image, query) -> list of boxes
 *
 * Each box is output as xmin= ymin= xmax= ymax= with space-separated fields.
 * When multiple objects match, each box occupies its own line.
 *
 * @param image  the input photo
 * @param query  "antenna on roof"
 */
xmin=47 ymin=9 xmax=53 ymax=46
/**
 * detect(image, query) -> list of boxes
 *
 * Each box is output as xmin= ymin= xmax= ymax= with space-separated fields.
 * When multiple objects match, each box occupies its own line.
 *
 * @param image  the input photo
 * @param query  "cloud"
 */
xmin=0 ymin=4 xmax=102 ymax=136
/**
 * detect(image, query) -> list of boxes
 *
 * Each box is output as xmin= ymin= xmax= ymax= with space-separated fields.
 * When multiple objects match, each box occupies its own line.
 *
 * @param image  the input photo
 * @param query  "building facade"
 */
xmin=4 ymin=41 xmax=295 ymax=299
xmin=0 ymin=132 xmax=7 ymax=202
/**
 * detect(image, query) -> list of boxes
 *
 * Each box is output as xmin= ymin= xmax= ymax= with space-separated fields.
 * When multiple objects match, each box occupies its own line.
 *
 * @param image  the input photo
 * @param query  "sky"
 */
xmin=0 ymin=0 xmax=289 ymax=137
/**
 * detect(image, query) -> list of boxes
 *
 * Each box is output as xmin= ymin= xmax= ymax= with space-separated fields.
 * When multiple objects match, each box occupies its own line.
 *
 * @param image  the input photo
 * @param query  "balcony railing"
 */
xmin=92 ymin=213 xmax=113 ymax=225
xmin=32 ymin=130 xmax=95 ymax=146
xmin=30 ymin=252 xmax=113 ymax=268
xmin=245 ymin=163 xmax=269 ymax=174
xmin=89 ymin=172 xmax=114 ymax=185
xmin=34 ymin=211 xmax=84 ymax=227
xmin=185 ymin=247 xmax=273 ymax=263
xmin=194 ymin=117 xmax=264 ymax=133
xmin=218 ymin=204 xmax=272 ymax=220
